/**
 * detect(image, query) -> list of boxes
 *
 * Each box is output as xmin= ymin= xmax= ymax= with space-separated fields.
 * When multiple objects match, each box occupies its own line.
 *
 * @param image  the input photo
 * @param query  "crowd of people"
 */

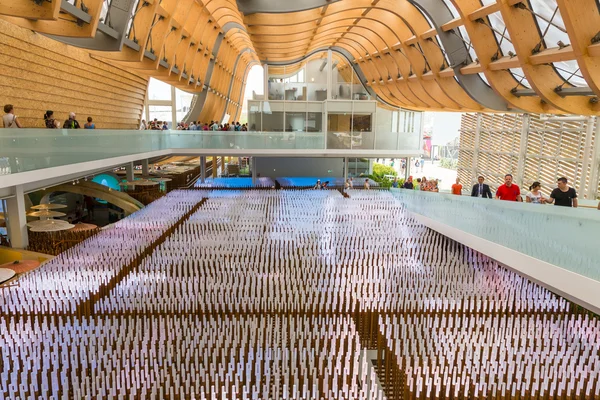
xmin=396 ymin=172 xmax=600 ymax=209
xmin=139 ymin=119 xmax=249 ymax=132
xmin=455 ymin=174 xmax=588 ymax=208
xmin=2 ymin=104 xmax=254 ymax=132
xmin=400 ymin=176 xmax=440 ymax=192
xmin=2 ymin=104 xmax=96 ymax=129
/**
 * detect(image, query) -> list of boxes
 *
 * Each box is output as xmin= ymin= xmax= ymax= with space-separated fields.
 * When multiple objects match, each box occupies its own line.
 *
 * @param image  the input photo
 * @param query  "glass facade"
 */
xmin=148 ymin=106 xmax=172 ymax=127
xmin=267 ymin=52 xmax=371 ymax=103
xmin=246 ymin=101 xmax=325 ymax=133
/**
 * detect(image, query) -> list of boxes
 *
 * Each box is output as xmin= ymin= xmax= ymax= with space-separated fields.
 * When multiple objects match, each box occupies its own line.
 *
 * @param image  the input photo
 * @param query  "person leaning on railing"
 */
xmin=545 ymin=177 xmax=578 ymax=208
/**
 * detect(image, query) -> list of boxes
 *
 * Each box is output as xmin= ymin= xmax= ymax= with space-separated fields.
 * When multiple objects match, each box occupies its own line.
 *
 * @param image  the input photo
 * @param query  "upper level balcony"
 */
xmin=0 ymin=128 xmax=421 ymax=191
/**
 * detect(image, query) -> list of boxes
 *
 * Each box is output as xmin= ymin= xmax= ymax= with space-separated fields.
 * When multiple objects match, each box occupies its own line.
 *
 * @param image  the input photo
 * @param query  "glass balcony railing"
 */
xmin=0 ymin=129 xmax=421 ymax=176
xmin=391 ymin=188 xmax=600 ymax=282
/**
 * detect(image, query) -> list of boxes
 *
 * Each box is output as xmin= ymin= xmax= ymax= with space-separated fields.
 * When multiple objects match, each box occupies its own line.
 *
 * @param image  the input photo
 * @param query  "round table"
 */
xmin=0 ymin=268 xmax=16 ymax=284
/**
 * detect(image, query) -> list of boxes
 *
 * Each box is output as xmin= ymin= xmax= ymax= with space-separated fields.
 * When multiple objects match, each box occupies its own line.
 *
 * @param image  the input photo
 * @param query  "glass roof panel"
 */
xmin=457 ymin=25 xmax=477 ymax=62
xmin=554 ymin=60 xmax=587 ymax=87
xmin=509 ymin=67 xmax=530 ymax=89
xmin=528 ymin=0 xmax=568 ymax=42
xmin=478 ymin=73 xmax=491 ymax=87
xmin=441 ymin=0 xmax=459 ymax=17
xmin=487 ymin=12 xmax=515 ymax=56
xmin=528 ymin=0 xmax=586 ymax=87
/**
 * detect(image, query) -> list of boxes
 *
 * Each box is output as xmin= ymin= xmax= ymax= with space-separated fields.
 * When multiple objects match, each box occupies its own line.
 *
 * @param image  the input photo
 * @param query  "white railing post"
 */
xmin=579 ymin=116 xmax=596 ymax=198
xmin=472 ymin=113 xmax=482 ymax=183
xmin=587 ymin=117 xmax=600 ymax=200
xmin=516 ymin=113 xmax=530 ymax=190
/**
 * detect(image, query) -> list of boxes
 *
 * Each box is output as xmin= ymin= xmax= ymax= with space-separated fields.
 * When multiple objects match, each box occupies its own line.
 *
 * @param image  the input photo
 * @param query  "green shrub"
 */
xmin=367 ymin=174 xmax=404 ymax=188
xmin=372 ymin=163 xmax=397 ymax=178
xmin=439 ymin=158 xmax=458 ymax=170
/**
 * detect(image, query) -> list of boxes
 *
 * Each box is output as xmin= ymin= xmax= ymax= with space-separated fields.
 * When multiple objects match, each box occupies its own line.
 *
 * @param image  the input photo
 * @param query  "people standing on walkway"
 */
xmin=84 ymin=117 xmax=95 ymax=129
xmin=546 ymin=177 xmax=578 ymax=208
xmin=451 ymin=178 xmax=462 ymax=195
xmin=495 ymin=174 xmax=520 ymax=201
xmin=63 ymin=112 xmax=80 ymax=129
xmin=525 ymin=182 xmax=547 ymax=204
xmin=414 ymin=178 xmax=421 ymax=190
xmin=3 ymin=104 xmax=22 ymax=128
xmin=471 ymin=176 xmax=492 ymax=198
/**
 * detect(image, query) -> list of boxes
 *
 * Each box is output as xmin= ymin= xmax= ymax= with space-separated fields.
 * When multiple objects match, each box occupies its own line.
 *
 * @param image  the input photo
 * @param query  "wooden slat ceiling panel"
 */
xmin=1 ymin=0 xmax=599 ymax=116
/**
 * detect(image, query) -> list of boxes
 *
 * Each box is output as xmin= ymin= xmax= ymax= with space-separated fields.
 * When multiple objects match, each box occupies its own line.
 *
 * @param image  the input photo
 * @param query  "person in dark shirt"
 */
xmin=63 ymin=112 xmax=81 ymax=129
xmin=403 ymin=176 xmax=414 ymax=189
xmin=547 ymin=177 xmax=578 ymax=207
xmin=471 ymin=176 xmax=493 ymax=198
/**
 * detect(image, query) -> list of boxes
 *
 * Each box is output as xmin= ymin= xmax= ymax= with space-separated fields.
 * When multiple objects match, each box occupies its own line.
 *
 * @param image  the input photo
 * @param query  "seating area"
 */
xmin=0 ymin=189 xmax=598 ymax=399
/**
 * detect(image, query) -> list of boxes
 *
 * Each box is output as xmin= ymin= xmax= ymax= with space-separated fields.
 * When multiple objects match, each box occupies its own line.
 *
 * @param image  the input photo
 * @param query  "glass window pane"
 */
xmin=175 ymin=89 xmax=194 ymax=122
xmin=285 ymin=112 xmax=306 ymax=132
xmin=247 ymin=101 xmax=262 ymax=131
xmin=148 ymin=78 xmax=172 ymax=101
xmin=441 ymin=0 xmax=459 ymax=17
xmin=307 ymin=112 xmax=322 ymax=132
xmin=351 ymin=68 xmax=370 ymax=100
xmin=148 ymin=105 xmax=172 ymax=128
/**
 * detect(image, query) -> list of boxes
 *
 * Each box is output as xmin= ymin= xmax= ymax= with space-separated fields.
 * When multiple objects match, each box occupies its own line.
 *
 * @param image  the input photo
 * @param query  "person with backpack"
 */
xmin=63 ymin=112 xmax=80 ymax=129
xmin=3 ymin=104 xmax=22 ymax=128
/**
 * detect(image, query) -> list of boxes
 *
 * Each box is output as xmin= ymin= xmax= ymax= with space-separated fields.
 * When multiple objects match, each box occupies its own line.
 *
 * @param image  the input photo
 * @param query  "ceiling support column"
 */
xmin=5 ymin=185 xmax=28 ymax=249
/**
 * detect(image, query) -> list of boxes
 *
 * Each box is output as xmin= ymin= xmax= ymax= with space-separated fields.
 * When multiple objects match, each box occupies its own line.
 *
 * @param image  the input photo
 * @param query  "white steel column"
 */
xmin=327 ymin=50 xmax=333 ymax=100
xmin=344 ymin=157 xmax=349 ymax=183
xmin=171 ymin=85 xmax=177 ymax=127
xmin=472 ymin=113 xmax=483 ymax=183
xmin=251 ymin=157 xmax=257 ymax=185
xmin=579 ymin=116 xmax=596 ymax=199
xmin=5 ymin=185 xmax=28 ymax=249
xmin=516 ymin=113 xmax=530 ymax=189
xmin=125 ymin=162 xmax=134 ymax=181
xmin=141 ymin=159 xmax=149 ymax=176
xmin=200 ymin=156 xmax=206 ymax=183
xmin=263 ymin=64 xmax=269 ymax=99
xmin=587 ymin=117 xmax=600 ymax=200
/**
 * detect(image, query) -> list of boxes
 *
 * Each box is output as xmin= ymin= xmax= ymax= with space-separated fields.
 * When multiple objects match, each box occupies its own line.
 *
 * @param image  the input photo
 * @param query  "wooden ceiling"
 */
xmin=1 ymin=0 xmax=600 ymax=116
